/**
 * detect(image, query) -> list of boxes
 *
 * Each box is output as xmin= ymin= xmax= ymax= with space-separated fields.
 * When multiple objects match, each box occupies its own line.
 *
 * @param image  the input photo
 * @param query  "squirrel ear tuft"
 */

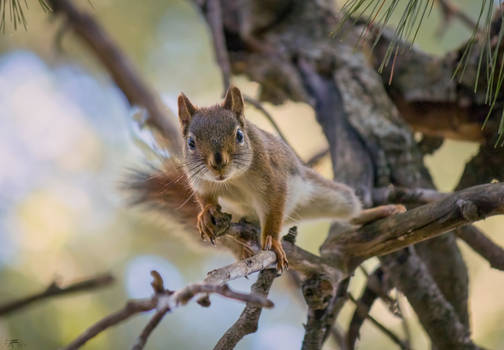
xmin=222 ymin=86 xmax=245 ymax=124
xmin=178 ymin=92 xmax=197 ymax=133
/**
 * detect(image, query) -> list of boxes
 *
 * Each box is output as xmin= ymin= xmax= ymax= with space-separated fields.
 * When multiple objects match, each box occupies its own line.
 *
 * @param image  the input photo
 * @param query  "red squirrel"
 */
xmin=177 ymin=86 xmax=363 ymax=270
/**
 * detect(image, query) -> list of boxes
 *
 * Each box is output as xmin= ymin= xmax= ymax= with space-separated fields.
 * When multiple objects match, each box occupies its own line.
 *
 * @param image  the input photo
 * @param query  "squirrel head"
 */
xmin=177 ymin=86 xmax=253 ymax=184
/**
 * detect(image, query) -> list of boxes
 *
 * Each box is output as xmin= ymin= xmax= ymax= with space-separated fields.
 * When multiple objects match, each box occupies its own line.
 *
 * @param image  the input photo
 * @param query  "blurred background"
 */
xmin=0 ymin=0 xmax=502 ymax=349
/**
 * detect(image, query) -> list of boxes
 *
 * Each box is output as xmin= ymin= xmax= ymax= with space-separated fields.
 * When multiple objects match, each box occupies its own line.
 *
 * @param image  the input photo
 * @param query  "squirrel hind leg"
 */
xmin=287 ymin=177 xmax=362 ymax=224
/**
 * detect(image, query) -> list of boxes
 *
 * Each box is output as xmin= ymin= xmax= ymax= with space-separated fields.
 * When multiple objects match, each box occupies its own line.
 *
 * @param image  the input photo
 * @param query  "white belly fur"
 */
xmin=284 ymin=175 xmax=314 ymax=223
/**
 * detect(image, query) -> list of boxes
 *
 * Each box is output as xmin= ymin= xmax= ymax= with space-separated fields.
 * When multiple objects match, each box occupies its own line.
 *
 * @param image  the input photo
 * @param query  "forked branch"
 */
xmin=63 ymin=269 xmax=274 ymax=350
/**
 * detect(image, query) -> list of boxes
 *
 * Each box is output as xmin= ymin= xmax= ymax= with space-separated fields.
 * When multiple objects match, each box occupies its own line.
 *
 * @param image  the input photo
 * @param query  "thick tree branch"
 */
xmin=0 ymin=273 xmax=114 ymax=317
xmin=323 ymin=183 xmax=504 ymax=271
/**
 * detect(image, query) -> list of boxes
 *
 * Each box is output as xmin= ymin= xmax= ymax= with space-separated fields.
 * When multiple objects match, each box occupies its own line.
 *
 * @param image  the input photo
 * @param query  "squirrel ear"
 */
xmin=222 ymin=86 xmax=245 ymax=124
xmin=178 ymin=92 xmax=197 ymax=133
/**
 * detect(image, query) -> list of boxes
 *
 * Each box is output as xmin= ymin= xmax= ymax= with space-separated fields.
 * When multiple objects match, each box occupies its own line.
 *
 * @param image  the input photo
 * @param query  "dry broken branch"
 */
xmin=0 ymin=273 xmax=114 ymax=317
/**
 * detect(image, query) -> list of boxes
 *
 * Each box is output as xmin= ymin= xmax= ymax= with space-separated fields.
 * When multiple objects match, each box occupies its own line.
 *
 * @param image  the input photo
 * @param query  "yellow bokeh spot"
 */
xmin=15 ymin=189 xmax=74 ymax=254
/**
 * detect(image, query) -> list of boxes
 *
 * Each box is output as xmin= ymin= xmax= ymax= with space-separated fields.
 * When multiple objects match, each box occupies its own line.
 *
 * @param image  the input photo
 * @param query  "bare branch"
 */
xmin=203 ymin=0 xmax=231 ymax=91
xmin=213 ymin=269 xmax=277 ymax=350
xmin=347 ymin=294 xmax=409 ymax=350
xmin=0 ymin=273 xmax=114 ymax=317
xmin=381 ymin=248 xmax=479 ymax=350
xmin=306 ymin=148 xmax=329 ymax=167
xmin=63 ymin=267 xmax=275 ymax=350
xmin=456 ymin=225 xmax=504 ymax=271
xmin=322 ymin=183 xmax=504 ymax=271
xmin=243 ymin=95 xmax=292 ymax=147
xmin=132 ymin=305 xmax=171 ymax=350
xmin=64 ymin=298 xmax=158 ymax=350
xmin=346 ymin=268 xmax=392 ymax=350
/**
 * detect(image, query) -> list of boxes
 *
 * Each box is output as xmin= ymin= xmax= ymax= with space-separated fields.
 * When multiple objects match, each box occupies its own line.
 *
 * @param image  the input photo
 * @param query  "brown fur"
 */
xmin=173 ymin=86 xmax=362 ymax=270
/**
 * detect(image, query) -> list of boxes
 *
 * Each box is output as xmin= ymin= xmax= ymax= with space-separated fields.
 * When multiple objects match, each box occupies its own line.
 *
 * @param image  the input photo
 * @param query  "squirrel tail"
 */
xmin=123 ymin=160 xmax=199 ymax=228
xmin=123 ymin=160 xmax=250 ymax=258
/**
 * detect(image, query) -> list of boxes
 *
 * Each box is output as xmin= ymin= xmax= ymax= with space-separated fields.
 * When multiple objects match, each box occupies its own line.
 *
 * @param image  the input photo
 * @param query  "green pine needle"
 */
xmin=338 ymin=0 xmax=504 ymax=145
xmin=0 ymin=0 xmax=51 ymax=32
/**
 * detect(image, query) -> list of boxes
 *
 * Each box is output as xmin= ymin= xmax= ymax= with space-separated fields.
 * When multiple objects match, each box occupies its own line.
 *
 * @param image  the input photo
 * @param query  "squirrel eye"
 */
xmin=187 ymin=136 xmax=196 ymax=150
xmin=236 ymin=129 xmax=244 ymax=144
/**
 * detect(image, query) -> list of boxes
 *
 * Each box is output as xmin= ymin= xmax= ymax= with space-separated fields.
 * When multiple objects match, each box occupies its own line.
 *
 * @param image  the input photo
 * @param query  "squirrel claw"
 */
xmin=262 ymin=236 xmax=288 ymax=272
xmin=264 ymin=235 xmax=273 ymax=250
xmin=197 ymin=204 xmax=218 ymax=245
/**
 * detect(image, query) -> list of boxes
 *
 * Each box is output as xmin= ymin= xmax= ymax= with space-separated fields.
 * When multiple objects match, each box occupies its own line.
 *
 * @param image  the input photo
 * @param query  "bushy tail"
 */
xmin=124 ymin=160 xmax=255 ymax=258
xmin=124 ymin=160 xmax=199 ymax=229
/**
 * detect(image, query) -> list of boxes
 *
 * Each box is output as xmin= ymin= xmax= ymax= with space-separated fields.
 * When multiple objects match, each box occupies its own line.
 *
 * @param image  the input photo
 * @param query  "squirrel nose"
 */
xmin=211 ymin=152 xmax=227 ymax=171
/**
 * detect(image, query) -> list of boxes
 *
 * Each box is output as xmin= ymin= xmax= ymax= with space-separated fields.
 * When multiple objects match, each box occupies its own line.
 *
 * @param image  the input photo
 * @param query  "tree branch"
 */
xmin=381 ymin=248 xmax=479 ymax=350
xmin=347 ymin=294 xmax=409 ymax=350
xmin=63 ymin=268 xmax=274 ymax=350
xmin=456 ymin=225 xmax=504 ymax=271
xmin=306 ymin=148 xmax=330 ymax=167
xmin=323 ymin=183 xmax=504 ymax=271
xmin=213 ymin=269 xmax=277 ymax=350
xmin=0 ymin=273 xmax=114 ymax=317
xmin=346 ymin=268 xmax=392 ymax=349
xmin=47 ymin=0 xmax=183 ymax=156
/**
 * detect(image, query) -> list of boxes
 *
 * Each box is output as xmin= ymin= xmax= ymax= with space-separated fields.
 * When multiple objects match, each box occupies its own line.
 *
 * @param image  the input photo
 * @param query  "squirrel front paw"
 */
xmin=263 ymin=235 xmax=288 ymax=272
xmin=197 ymin=204 xmax=219 ymax=245
xmin=197 ymin=204 xmax=231 ymax=245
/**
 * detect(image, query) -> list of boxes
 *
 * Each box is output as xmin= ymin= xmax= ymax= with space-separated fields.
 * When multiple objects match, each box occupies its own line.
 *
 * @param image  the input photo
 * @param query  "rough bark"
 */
xmin=202 ymin=1 xmax=477 ymax=348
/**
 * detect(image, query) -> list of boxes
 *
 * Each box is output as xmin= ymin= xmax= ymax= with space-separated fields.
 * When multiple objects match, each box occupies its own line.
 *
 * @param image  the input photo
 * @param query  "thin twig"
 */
xmin=204 ymin=0 xmax=231 ymax=91
xmin=330 ymin=324 xmax=348 ymax=350
xmin=63 ymin=298 xmax=158 ymax=350
xmin=63 ymin=259 xmax=276 ymax=350
xmin=243 ymin=95 xmax=292 ymax=146
xmin=0 ymin=273 xmax=114 ymax=317
xmin=199 ymin=0 xmax=297 ymax=156
xmin=346 ymin=267 xmax=397 ymax=350
xmin=131 ymin=305 xmax=171 ymax=350
xmin=396 ymin=291 xmax=412 ymax=349
xmin=306 ymin=148 xmax=330 ymax=167
xmin=348 ymin=294 xmax=409 ymax=350
xmin=436 ymin=0 xmax=479 ymax=34
xmin=456 ymin=225 xmax=504 ymax=271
